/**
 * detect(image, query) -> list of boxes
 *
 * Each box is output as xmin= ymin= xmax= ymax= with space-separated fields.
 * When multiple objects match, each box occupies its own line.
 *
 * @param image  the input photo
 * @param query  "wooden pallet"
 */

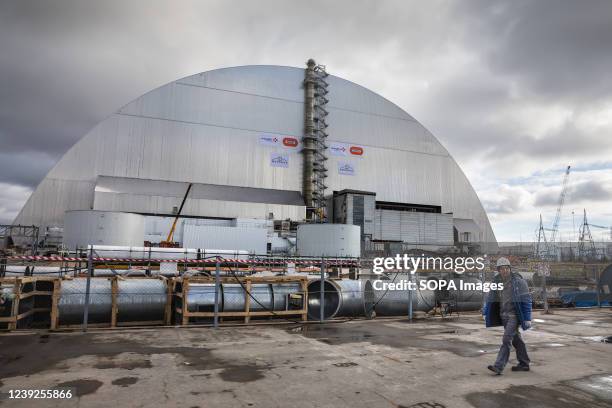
xmin=0 ymin=276 xmax=55 ymax=330
xmin=174 ymin=275 xmax=308 ymax=325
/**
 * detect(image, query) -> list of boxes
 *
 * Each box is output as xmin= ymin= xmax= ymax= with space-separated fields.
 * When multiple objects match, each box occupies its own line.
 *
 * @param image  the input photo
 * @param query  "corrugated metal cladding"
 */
xmin=332 ymin=192 xmax=376 ymax=236
xmin=94 ymin=176 xmax=304 ymax=220
xmin=13 ymin=65 xmax=495 ymax=244
xmin=374 ymin=210 xmax=453 ymax=245
xmin=182 ymin=224 xmax=267 ymax=254
xmin=297 ymin=224 xmax=361 ymax=258
xmin=63 ymin=210 xmax=145 ymax=248
xmin=143 ymin=216 xmax=270 ymax=245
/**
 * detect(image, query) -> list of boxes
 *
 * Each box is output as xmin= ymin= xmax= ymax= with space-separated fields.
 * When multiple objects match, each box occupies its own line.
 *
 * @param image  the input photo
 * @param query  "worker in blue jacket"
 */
xmin=483 ymin=257 xmax=532 ymax=375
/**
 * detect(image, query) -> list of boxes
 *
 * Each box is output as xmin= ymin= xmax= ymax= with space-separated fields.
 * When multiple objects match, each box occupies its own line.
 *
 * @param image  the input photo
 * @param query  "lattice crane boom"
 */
xmin=549 ymin=165 xmax=571 ymax=246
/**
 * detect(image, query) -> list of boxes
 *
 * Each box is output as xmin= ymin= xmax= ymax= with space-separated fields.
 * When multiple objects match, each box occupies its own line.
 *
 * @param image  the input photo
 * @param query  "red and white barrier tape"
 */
xmin=6 ymin=255 xmax=358 ymax=266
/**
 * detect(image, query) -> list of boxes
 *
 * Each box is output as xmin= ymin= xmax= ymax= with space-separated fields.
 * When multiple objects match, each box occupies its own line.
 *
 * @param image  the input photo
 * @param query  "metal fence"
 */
xmin=0 ymin=247 xmax=363 ymax=331
xmin=1 ymin=247 xmax=610 ymax=332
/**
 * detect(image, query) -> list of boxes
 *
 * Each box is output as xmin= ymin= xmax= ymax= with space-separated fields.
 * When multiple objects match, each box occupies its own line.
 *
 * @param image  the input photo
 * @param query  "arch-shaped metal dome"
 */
xmin=13 ymin=65 xmax=496 ymax=243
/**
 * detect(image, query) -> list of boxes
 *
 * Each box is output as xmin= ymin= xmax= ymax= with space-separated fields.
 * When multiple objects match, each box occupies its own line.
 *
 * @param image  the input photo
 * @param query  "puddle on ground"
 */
xmin=111 ymin=377 xmax=139 ymax=387
xmin=466 ymin=378 xmax=612 ymax=408
xmin=567 ymin=374 xmax=612 ymax=401
xmin=55 ymin=379 xmax=103 ymax=397
xmin=218 ymin=363 xmax=272 ymax=383
xmin=0 ymin=333 xmax=270 ymax=383
xmin=94 ymin=356 xmax=152 ymax=370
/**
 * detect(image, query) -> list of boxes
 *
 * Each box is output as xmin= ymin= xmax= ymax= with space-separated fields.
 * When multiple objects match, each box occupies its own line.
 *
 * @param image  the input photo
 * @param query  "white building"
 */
xmin=13 ymin=65 xmax=496 ymax=248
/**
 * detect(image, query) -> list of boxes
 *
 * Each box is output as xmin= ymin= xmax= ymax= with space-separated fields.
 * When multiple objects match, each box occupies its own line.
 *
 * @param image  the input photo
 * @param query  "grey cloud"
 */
xmin=569 ymin=180 xmax=612 ymax=203
xmin=534 ymin=180 xmax=612 ymax=206
xmin=0 ymin=183 xmax=32 ymax=224
xmin=453 ymin=0 xmax=612 ymax=103
xmin=0 ymin=0 xmax=611 ymax=238
xmin=481 ymin=184 xmax=532 ymax=215
xmin=483 ymin=198 xmax=523 ymax=215
xmin=0 ymin=0 xmax=457 ymax=185
xmin=0 ymin=151 xmax=57 ymax=188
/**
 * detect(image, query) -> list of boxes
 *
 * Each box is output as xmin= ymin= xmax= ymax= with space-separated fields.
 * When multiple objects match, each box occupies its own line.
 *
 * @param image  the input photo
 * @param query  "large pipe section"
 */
xmin=87 ymin=245 xmax=249 ymax=260
xmin=373 ymin=275 xmax=436 ymax=316
xmin=443 ymin=276 xmax=485 ymax=311
xmin=222 ymin=283 xmax=273 ymax=312
xmin=307 ymin=279 xmax=375 ymax=320
xmin=3 ymin=268 xmax=178 ymax=277
xmin=117 ymin=279 xmax=167 ymax=321
xmin=184 ymin=282 xmax=304 ymax=315
xmin=372 ymin=275 xmax=485 ymax=316
xmin=57 ymin=278 xmax=167 ymax=325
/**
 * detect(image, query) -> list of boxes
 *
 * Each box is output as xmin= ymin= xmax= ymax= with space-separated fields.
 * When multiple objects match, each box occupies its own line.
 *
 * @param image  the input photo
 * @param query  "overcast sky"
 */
xmin=1 ymin=0 xmax=611 ymax=241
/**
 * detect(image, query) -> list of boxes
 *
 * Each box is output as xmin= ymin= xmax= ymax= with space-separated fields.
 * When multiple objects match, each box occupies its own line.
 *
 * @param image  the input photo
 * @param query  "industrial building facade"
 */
xmin=13 ymin=65 xmax=495 ymax=250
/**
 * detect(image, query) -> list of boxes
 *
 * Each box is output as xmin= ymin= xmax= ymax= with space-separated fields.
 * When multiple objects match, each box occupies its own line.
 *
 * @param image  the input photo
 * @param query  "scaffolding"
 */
xmin=303 ymin=59 xmax=329 ymax=222
xmin=0 ymin=225 xmax=39 ymax=255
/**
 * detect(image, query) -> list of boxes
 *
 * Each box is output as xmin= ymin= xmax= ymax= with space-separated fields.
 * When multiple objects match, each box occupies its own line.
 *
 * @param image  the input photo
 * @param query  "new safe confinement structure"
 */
xmin=12 ymin=62 xmax=495 ymax=253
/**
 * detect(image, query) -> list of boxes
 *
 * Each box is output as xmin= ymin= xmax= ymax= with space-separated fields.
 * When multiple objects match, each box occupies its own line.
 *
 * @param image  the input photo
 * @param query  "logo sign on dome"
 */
xmin=329 ymin=142 xmax=348 ymax=156
xmin=259 ymin=134 xmax=280 ymax=146
xmin=349 ymin=146 xmax=364 ymax=156
xmin=282 ymin=137 xmax=299 ymax=148
xmin=338 ymin=161 xmax=356 ymax=176
xmin=270 ymin=153 xmax=289 ymax=168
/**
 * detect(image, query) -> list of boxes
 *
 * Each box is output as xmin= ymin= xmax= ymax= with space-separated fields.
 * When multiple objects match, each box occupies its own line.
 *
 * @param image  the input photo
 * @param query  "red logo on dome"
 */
xmin=283 ymin=137 xmax=299 ymax=147
xmin=349 ymin=146 xmax=364 ymax=156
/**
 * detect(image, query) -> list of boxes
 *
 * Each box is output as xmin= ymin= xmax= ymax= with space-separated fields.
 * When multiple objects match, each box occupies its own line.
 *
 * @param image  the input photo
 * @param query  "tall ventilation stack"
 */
xmin=302 ymin=59 xmax=329 ymax=222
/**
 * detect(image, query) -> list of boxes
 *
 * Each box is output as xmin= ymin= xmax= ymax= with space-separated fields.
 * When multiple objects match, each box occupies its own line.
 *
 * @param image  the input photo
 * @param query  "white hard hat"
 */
xmin=496 ymin=257 xmax=511 ymax=268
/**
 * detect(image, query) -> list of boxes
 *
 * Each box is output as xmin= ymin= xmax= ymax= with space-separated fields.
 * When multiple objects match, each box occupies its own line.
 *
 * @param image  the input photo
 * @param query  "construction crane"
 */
xmin=546 ymin=165 xmax=571 ymax=260
xmin=159 ymin=183 xmax=193 ymax=248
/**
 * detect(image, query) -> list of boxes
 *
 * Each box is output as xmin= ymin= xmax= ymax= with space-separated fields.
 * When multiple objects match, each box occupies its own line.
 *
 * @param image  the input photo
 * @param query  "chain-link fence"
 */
xmin=1 ymin=244 xmax=610 ymax=331
xmin=0 ymin=247 xmax=363 ymax=330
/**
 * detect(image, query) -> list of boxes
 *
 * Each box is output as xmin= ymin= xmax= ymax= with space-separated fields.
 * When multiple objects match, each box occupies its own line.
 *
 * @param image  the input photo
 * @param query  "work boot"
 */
xmin=487 ymin=365 xmax=502 ymax=375
xmin=511 ymin=364 xmax=530 ymax=372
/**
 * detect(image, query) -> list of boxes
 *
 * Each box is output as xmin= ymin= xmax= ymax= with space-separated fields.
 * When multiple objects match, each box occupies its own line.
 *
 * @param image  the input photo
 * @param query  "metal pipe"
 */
xmin=271 ymin=282 xmax=303 ymax=310
xmin=185 ymin=283 xmax=219 ymax=313
xmin=58 ymin=278 xmax=168 ymax=325
xmin=440 ymin=276 xmax=487 ymax=311
xmin=320 ymin=259 xmax=325 ymax=322
xmin=335 ymin=279 xmax=375 ymax=318
xmin=87 ymin=245 xmax=249 ymax=260
xmin=373 ymin=275 xmax=436 ymax=316
xmin=408 ymin=273 xmax=413 ymax=321
xmin=307 ymin=279 xmax=340 ymax=320
xmin=214 ymin=258 xmax=220 ymax=328
xmin=61 ymin=279 xmax=111 ymax=325
xmin=307 ymin=279 xmax=375 ymax=320
xmin=117 ymin=279 xmax=167 ymax=321
xmin=185 ymin=281 xmax=302 ymax=315
xmin=82 ymin=246 xmax=93 ymax=331
xmin=222 ymin=283 xmax=273 ymax=312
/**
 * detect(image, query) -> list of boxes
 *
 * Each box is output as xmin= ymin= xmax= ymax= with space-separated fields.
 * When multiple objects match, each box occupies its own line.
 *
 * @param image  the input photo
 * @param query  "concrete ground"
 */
xmin=0 ymin=308 xmax=611 ymax=408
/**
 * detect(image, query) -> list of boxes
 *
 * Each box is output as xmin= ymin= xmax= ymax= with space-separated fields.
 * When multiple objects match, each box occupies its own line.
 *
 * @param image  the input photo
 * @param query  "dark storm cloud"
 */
xmin=0 ymin=0 xmax=456 ymax=184
xmin=0 ymin=151 xmax=57 ymax=187
xmin=0 ymin=0 xmax=611 ymax=235
xmin=452 ymin=0 xmax=612 ymax=103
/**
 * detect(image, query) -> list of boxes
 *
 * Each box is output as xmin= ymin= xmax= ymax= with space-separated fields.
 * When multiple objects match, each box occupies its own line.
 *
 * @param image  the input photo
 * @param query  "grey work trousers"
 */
xmin=494 ymin=314 xmax=530 ymax=370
